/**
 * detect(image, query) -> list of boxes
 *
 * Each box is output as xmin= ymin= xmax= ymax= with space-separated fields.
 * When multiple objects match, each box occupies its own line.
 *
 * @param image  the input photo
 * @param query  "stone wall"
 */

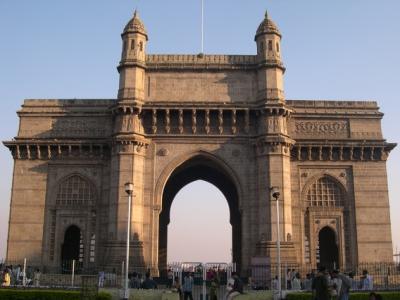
xmin=3 ymin=97 xmax=395 ymax=272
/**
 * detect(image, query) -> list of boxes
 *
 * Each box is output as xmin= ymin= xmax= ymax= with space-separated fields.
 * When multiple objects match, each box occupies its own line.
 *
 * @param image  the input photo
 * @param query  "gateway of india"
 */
xmin=4 ymin=10 xmax=396 ymax=274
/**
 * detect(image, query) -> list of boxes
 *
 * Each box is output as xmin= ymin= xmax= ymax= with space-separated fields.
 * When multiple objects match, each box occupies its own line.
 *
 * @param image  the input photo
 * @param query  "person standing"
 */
xmin=331 ymin=270 xmax=342 ymax=300
xmin=167 ymin=268 xmax=174 ymax=288
xmin=130 ymin=272 xmax=141 ymax=289
xmin=33 ymin=269 xmax=41 ymax=288
xmin=98 ymin=270 xmax=105 ymax=288
xmin=226 ymin=272 xmax=243 ymax=300
xmin=209 ymin=272 xmax=219 ymax=300
xmin=312 ymin=266 xmax=330 ymax=300
xmin=182 ymin=273 xmax=194 ymax=300
xmin=172 ymin=276 xmax=182 ymax=300
xmin=361 ymin=270 xmax=373 ymax=290
xmin=291 ymin=272 xmax=302 ymax=290
xmin=141 ymin=272 xmax=157 ymax=289
xmin=286 ymin=269 xmax=292 ymax=290
xmin=272 ymin=275 xmax=279 ymax=291
xmin=2 ymin=269 xmax=10 ymax=287
xmin=303 ymin=273 xmax=312 ymax=291
xmin=337 ymin=271 xmax=351 ymax=300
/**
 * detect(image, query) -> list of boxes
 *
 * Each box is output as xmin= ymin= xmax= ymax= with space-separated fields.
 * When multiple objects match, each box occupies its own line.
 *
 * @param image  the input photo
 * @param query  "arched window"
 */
xmin=139 ymin=41 xmax=143 ymax=51
xmin=268 ymin=40 xmax=273 ymax=51
xmin=276 ymin=42 xmax=280 ymax=53
xmin=306 ymin=176 xmax=344 ymax=207
xmin=131 ymin=39 xmax=135 ymax=50
xmin=56 ymin=175 xmax=95 ymax=207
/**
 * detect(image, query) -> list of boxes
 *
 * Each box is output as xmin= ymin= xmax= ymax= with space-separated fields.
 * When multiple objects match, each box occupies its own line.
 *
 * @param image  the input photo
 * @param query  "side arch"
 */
xmin=301 ymin=173 xmax=351 ymax=268
xmin=45 ymin=173 xmax=98 ymax=271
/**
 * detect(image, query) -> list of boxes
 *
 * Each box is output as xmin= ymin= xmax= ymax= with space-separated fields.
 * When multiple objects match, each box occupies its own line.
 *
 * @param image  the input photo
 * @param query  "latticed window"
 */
xmin=306 ymin=177 xmax=344 ymax=207
xmin=56 ymin=175 xmax=95 ymax=206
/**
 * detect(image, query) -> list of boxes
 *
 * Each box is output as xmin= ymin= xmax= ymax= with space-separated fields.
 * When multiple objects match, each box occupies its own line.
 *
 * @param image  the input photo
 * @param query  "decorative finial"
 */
xmin=265 ymin=10 xmax=268 ymax=19
xmin=133 ymin=9 xmax=138 ymax=18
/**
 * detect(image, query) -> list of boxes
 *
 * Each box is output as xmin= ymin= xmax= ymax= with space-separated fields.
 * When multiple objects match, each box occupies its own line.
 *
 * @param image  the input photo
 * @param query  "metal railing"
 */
xmin=1 ymin=259 xmax=399 ymax=293
xmin=260 ymin=262 xmax=400 ymax=291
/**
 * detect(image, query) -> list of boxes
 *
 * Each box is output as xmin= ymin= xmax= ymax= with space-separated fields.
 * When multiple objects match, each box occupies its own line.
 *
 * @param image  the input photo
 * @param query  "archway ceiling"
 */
xmin=161 ymin=155 xmax=240 ymax=224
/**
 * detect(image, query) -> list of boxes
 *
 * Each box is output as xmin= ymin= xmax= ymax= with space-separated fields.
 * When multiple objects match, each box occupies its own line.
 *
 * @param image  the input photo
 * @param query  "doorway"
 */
xmin=318 ymin=226 xmax=339 ymax=270
xmin=61 ymin=225 xmax=82 ymax=271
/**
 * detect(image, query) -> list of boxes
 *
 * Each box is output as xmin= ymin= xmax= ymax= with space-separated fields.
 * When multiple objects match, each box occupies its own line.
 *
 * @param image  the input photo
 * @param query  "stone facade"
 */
xmin=3 ymin=11 xmax=396 ymax=274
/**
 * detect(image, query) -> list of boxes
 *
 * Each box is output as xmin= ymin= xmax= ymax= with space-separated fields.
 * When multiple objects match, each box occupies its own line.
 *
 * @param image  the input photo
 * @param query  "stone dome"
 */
xmin=123 ymin=10 xmax=148 ymax=39
xmin=255 ymin=11 xmax=281 ymax=40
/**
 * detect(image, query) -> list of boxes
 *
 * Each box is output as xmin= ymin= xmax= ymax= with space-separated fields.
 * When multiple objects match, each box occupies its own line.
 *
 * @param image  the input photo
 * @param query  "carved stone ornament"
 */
xmin=165 ymin=109 xmax=170 ymax=134
xmin=178 ymin=109 xmax=184 ymax=134
xmin=294 ymin=120 xmax=348 ymax=137
xmin=136 ymin=144 xmax=143 ymax=153
xmin=218 ymin=109 xmax=223 ymax=134
xmin=157 ymin=148 xmax=169 ymax=156
xmin=152 ymin=109 xmax=157 ymax=134
xmin=51 ymin=119 xmax=108 ymax=138
xmin=205 ymin=109 xmax=210 ymax=134
xmin=191 ymin=109 xmax=197 ymax=134
xmin=231 ymin=109 xmax=237 ymax=134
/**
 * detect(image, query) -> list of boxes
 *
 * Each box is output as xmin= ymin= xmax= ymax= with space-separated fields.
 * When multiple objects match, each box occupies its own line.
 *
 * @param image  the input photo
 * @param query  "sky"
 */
xmin=0 ymin=0 xmax=399 ymax=262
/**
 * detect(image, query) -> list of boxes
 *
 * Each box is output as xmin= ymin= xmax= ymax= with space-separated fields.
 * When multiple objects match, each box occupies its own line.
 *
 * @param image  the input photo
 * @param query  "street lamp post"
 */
xmin=270 ymin=187 xmax=281 ymax=300
xmin=124 ymin=182 xmax=134 ymax=300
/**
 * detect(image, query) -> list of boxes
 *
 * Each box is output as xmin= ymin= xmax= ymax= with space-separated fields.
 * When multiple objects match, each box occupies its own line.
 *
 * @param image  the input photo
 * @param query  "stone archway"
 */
xmin=158 ymin=154 xmax=242 ymax=274
xmin=318 ymin=226 xmax=339 ymax=270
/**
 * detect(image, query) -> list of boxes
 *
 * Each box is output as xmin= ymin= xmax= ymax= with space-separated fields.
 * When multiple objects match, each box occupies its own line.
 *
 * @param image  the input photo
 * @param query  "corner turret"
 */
xmin=117 ymin=10 xmax=148 ymax=102
xmin=255 ymin=11 xmax=285 ymax=103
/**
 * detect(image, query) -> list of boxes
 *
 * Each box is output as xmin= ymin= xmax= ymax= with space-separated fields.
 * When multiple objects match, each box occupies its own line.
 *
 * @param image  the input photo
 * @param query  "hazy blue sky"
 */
xmin=0 ymin=0 xmax=399 ymax=262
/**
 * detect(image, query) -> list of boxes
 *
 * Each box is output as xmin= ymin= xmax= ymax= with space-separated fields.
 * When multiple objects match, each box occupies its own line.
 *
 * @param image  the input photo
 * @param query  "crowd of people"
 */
xmin=0 ymin=264 xmax=41 ymax=287
xmin=107 ymin=266 xmax=244 ymax=300
xmin=0 ymin=262 xmax=391 ymax=300
xmin=266 ymin=266 xmax=382 ymax=299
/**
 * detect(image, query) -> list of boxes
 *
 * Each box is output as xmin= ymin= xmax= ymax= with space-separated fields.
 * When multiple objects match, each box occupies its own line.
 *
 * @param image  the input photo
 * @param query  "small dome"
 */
xmin=255 ymin=10 xmax=281 ymax=40
xmin=123 ymin=10 xmax=148 ymax=38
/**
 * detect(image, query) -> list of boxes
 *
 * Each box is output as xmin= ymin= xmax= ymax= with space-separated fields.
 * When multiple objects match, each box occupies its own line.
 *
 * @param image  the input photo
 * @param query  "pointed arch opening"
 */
xmin=159 ymin=154 xmax=242 ymax=273
xmin=61 ymin=225 xmax=83 ymax=271
xmin=318 ymin=226 xmax=339 ymax=270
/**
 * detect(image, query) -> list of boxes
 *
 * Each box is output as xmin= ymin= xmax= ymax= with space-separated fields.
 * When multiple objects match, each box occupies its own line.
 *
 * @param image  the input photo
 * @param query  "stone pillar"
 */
xmin=255 ymin=108 xmax=297 ymax=265
xmin=105 ymin=109 xmax=150 ymax=272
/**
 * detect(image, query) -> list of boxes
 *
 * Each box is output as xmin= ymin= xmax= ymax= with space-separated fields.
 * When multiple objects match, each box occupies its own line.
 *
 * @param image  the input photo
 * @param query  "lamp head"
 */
xmin=124 ymin=182 xmax=134 ymax=195
xmin=270 ymin=186 xmax=280 ymax=200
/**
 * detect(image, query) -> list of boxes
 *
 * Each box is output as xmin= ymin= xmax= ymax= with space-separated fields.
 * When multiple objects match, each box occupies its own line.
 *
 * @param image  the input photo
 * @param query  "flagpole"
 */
xmin=201 ymin=0 xmax=204 ymax=53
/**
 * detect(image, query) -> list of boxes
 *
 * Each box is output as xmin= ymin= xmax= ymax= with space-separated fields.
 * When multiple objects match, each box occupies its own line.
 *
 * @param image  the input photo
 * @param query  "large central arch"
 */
xmin=158 ymin=153 xmax=242 ymax=273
